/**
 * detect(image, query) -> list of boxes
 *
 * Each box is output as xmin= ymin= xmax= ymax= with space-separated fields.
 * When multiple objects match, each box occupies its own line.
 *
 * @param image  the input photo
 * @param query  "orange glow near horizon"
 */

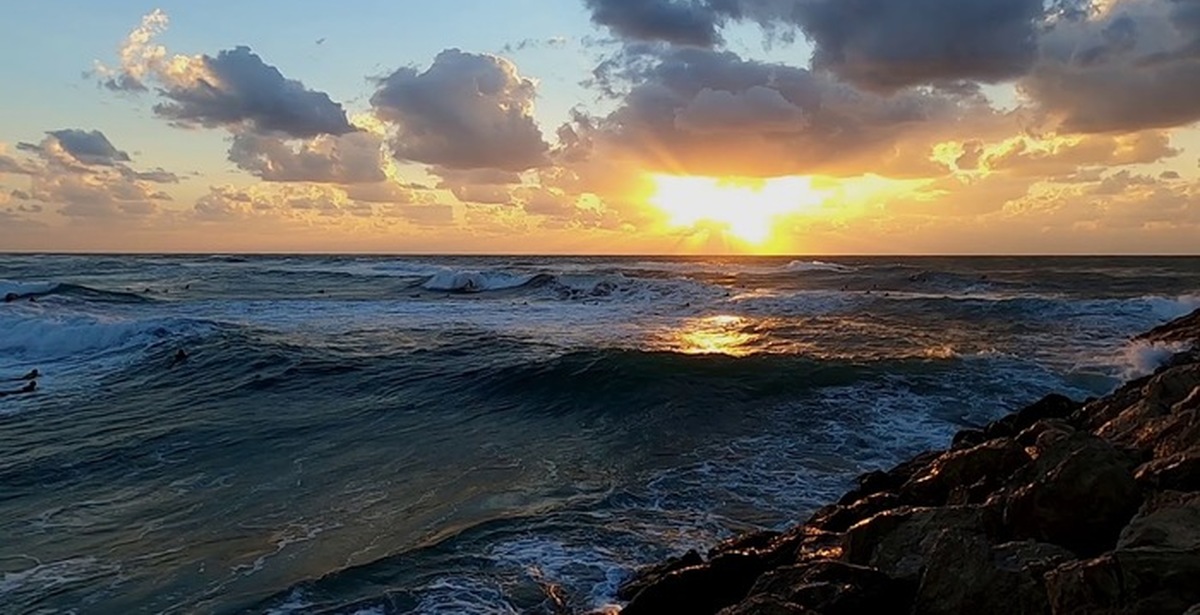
xmin=648 ymin=174 xmax=829 ymax=245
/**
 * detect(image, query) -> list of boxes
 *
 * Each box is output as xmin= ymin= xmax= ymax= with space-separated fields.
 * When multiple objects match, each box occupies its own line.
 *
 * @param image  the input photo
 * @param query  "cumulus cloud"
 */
xmin=1022 ymin=0 xmax=1200 ymax=133
xmin=583 ymin=47 xmax=989 ymax=177
xmin=228 ymin=131 xmax=387 ymax=183
xmin=585 ymin=0 xmax=725 ymax=47
xmin=5 ymin=131 xmax=174 ymax=219
xmin=44 ymin=129 xmax=131 ymax=166
xmin=788 ymin=0 xmax=1045 ymax=92
xmin=99 ymin=11 xmax=353 ymax=138
xmin=371 ymin=49 xmax=550 ymax=171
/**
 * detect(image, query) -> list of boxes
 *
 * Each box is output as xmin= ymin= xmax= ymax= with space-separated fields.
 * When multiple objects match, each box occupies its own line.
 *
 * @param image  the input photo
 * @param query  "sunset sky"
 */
xmin=2 ymin=0 xmax=1199 ymax=254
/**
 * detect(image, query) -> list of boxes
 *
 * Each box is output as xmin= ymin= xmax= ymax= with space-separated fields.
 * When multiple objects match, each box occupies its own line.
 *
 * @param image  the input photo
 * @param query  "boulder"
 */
xmin=617 ymin=549 xmax=703 ymax=601
xmin=1081 ymin=364 xmax=1200 ymax=453
xmin=1003 ymin=435 xmax=1140 ymax=556
xmin=716 ymin=594 xmax=816 ymax=615
xmin=620 ymin=550 xmax=773 ymax=615
xmin=746 ymin=560 xmax=911 ymax=615
xmin=900 ymin=437 xmax=1030 ymax=506
xmin=914 ymin=533 xmax=1073 ymax=615
xmin=1134 ymin=446 xmax=1200 ymax=491
xmin=1117 ymin=491 xmax=1200 ymax=552
xmin=1046 ymin=549 xmax=1200 ymax=615
xmin=837 ymin=451 xmax=941 ymax=505
xmin=984 ymin=394 xmax=1081 ymax=439
xmin=806 ymin=492 xmax=901 ymax=533
xmin=1134 ymin=308 xmax=1200 ymax=345
xmin=843 ymin=505 xmax=1000 ymax=581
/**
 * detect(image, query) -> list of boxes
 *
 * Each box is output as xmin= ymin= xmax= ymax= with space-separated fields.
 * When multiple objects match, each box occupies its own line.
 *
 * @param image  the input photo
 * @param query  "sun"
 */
xmin=648 ymin=174 xmax=829 ymax=244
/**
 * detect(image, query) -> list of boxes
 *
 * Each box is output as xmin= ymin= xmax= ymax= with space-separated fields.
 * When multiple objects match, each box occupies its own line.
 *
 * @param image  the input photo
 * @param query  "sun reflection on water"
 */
xmin=659 ymin=315 xmax=762 ymax=357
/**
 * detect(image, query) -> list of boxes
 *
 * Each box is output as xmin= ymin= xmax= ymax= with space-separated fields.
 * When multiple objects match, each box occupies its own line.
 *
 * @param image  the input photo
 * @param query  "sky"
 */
xmin=2 ymin=0 xmax=1200 ymax=254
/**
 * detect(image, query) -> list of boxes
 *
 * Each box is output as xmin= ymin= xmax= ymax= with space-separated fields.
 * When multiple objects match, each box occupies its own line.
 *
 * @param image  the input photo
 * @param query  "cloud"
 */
xmin=372 ymin=49 xmax=550 ymax=171
xmin=5 ymin=132 xmax=173 ymax=219
xmin=1023 ymin=0 xmax=1200 ymax=133
xmin=44 ymin=129 xmax=131 ymax=165
xmin=584 ymin=0 xmax=724 ymax=47
xmin=787 ymin=0 xmax=1045 ymax=92
xmin=583 ymin=47 xmax=989 ymax=177
xmin=228 ymin=131 xmax=387 ymax=183
xmin=99 ymin=12 xmax=354 ymax=138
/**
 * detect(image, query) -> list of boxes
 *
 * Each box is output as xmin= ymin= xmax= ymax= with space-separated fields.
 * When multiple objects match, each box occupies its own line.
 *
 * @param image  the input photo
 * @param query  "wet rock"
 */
xmin=837 ymin=451 xmax=941 ymax=505
xmin=844 ymin=505 xmax=1000 ymax=581
xmin=1080 ymin=364 xmax=1200 ymax=452
xmin=1135 ymin=308 xmax=1200 ymax=345
xmin=900 ymin=437 xmax=1030 ymax=506
xmin=806 ymin=492 xmax=901 ymax=533
xmin=1004 ymin=433 xmax=1140 ymax=556
xmin=708 ymin=530 xmax=779 ymax=559
xmin=984 ymin=394 xmax=1081 ymax=439
xmin=951 ymin=427 xmax=987 ymax=450
xmin=1135 ymin=447 xmax=1200 ymax=491
xmin=716 ymin=594 xmax=816 ymax=615
xmin=914 ymin=532 xmax=1073 ymax=615
xmin=746 ymin=560 xmax=911 ymax=615
xmin=1117 ymin=490 xmax=1200 ymax=552
xmin=617 ymin=549 xmax=702 ymax=601
xmin=1046 ymin=548 xmax=1200 ymax=615
xmin=620 ymin=550 xmax=773 ymax=615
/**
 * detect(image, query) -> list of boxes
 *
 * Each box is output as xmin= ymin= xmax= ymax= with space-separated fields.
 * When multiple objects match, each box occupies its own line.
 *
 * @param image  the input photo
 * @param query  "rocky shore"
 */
xmin=615 ymin=309 xmax=1200 ymax=615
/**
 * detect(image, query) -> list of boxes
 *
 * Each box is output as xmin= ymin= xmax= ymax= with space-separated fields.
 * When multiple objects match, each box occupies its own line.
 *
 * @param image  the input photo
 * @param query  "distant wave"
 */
xmin=1 ymin=279 xmax=150 ymax=304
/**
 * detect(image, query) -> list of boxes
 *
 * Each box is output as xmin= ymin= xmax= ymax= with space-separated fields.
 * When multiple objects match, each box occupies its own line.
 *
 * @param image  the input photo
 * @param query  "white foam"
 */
xmin=0 ymin=310 xmax=194 ymax=361
xmin=1114 ymin=340 xmax=1192 ymax=380
xmin=783 ymin=260 xmax=855 ymax=273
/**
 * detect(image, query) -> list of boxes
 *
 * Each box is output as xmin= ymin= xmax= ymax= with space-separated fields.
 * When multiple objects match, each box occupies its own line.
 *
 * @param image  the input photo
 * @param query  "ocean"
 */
xmin=1 ymin=255 xmax=1198 ymax=614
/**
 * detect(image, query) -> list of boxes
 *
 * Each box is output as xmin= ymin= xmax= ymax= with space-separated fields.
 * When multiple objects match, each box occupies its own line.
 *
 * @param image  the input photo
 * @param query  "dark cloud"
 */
xmin=371 ymin=49 xmax=550 ymax=171
xmin=789 ymin=0 xmax=1045 ymax=92
xmin=45 ymin=129 xmax=131 ymax=166
xmin=584 ymin=47 xmax=983 ymax=177
xmin=585 ymin=0 xmax=724 ymax=46
xmin=1024 ymin=0 xmax=1200 ymax=133
xmin=228 ymin=131 xmax=387 ymax=184
xmin=152 ymin=46 xmax=355 ymax=138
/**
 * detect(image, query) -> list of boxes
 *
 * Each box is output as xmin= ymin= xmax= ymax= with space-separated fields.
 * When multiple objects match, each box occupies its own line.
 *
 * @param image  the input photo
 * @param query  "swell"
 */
xmin=0 ymin=280 xmax=151 ymax=304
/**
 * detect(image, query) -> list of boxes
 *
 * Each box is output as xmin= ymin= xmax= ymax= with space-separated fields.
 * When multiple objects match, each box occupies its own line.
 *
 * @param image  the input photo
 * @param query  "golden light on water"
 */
xmin=648 ymin=175 xmax=828 ymax=245
xmin=661 ymin=315 xmax=761 ymax=356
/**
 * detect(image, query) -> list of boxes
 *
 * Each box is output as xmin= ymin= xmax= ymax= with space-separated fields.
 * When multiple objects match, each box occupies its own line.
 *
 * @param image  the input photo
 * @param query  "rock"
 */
xmin=746 ymin=560 xmax=911 ymax=615
xmin=951 ymin=427 xmax=987 ymax=450
xmin=620 ymin=550 xmax=773 ymax=615
xmin=708 ymin=530 xmax=779 ymax=559
xmin=1081 ymin=363 xmax=1200 ymax=454
xmin=900 ymin=437 xmax=1030 ymax=506
xmin=1046 ymin=549 xmax=1200 ymax=615
xmin=1135 ymin=308 xmax=1200 ymax=345
xmin=843 ymin=505 xmax=1000 ymax=581
xmin=837 ymin=451 xmax=941 ymax=505
xmin=1134 ymin=446 xmax=1200 ymax=491
xmin=1003 ymin=434 xmax=1140 ymax=556
xmin=617 ymin=549 xmax=702 ymax=601
xmin=806 ymin=492 xmax=901 ymax=533
xmin=1117 ymin=491 xmax=1200 ymax=552
xmin=914 ymin=533 xmax=1073 ymax=615
xmin=716 ymin=594 xmax=816 ymax=615
xmin=985 ymin=394 xmax=1081 ymax=439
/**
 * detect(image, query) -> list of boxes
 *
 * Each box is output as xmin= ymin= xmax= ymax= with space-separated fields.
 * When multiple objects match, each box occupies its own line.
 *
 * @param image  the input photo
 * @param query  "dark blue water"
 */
xmin=1 ymin=256 xmax=1197 ymax=613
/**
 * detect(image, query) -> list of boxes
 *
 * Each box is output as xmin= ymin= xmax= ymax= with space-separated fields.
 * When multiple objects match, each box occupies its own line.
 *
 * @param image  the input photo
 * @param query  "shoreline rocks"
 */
xmin=616 ymin=309 xmax=1200 ymax=615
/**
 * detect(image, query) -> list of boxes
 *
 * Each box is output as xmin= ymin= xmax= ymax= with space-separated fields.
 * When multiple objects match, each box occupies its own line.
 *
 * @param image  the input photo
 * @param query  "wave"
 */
xmin=421 ymin=270 xmax=546 ymax=293
xmin=782 ymin=260 xmax=856 ymax=273
xmin=0 ymin=279 xmax=150 ymax=304
xmin=0 ymin=311 xmax=209 ymax=361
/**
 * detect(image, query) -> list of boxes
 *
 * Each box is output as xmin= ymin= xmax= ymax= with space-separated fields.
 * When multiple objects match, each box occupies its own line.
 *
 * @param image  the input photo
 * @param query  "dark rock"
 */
xmin=1134 ymin=308 xmax=1200 ymax=345
xmin=951 ymin=428 xmax=987 ymax=450
xmin=900 ymin=438 xmax=1030 ymax=507
xmin=807 ymin=492 xmax=901 ymax=533
xmin=708 ymin=530 xmax=779 ymax=559
xmin=1004 ymin=434 xmax=1140 ymax=556
xmin=747 ymin=560 xmax=911 ymax=615
xmin=1117 ymin=491 xmax=1200 ymax=552
xmin=838 ymin=451 xmax=941 ymax=505
xmin=1079 ymin=363 xmax=1200 ymax=453
xmin=716 ymin=594 xmax=816 ymax=615
xmin=1046 ymin=548 xmax=1200 ymax=615
xmin=617 ymin=549 xmax=702 ymax=601
xmin=914 ymin=531 xmax=1073 ymax=615
xmin=844 ymin=505 xmax=1000 ymax=581
xmin=620 ymin=550 xmax=772 ymax=615
xmin=985 ymin=394 xmax=1081 ymax=439
xmin=1134 ymin=447 xmax=1200 ymax=491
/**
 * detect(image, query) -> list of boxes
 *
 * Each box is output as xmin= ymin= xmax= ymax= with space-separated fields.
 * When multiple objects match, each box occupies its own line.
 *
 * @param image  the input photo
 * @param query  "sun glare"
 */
xmin=648 ymin=174 xmax=828 ymax=244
